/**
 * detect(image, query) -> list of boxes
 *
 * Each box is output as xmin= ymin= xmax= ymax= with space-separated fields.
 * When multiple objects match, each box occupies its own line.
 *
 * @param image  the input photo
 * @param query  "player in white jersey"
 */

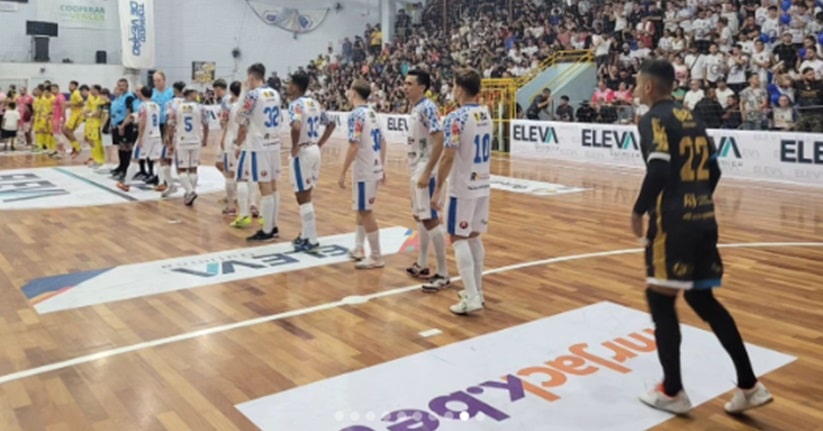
xmin=235 ymin=63 xmax=283 ymax=242
xmin=287 ymin=72 xmax=336 ymax=252
xmin=117 ymin=86 xmax=163 ymax=192
xmin=168 ymin=88 xmax=209 ymax=206
xmin=338 ymin=79 xmax=387 ymax=269
xmin=218 ymin=80 xmax=242 ymax=215
xmin=403 ymin=69 xmax=451 ymax=291
xmin=156 ymin=81 xmax=186 ymax=197
xmin=432 ymin=68 xmax=492 ymax=315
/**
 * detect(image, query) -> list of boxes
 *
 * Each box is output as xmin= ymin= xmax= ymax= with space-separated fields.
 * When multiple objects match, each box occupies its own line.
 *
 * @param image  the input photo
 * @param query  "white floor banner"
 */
xmin=236 ymin=301 xmax=794 ymax=431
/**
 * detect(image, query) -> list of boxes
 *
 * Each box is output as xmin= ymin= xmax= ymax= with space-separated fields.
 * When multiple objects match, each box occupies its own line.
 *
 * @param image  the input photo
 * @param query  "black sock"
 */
xmin=646 ymin=288 xmax=683 ymax=396
xmin=117 ymin=150 xmax=129 ymax=172
xmin=147 ymin=159 xmax=155 ymax=176
xmin=684 ymin=289 xmax=757 ymax=390
xmin=139 ymin=159 xmax=147 ymax=176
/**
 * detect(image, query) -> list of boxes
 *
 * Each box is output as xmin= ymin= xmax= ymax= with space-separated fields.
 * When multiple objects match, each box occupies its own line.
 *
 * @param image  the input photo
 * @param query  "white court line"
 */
xmin=0 ymin=241 xmax=820 ymax=386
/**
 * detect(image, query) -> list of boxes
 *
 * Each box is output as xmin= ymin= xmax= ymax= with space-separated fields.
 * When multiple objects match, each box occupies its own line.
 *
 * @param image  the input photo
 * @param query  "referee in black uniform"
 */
xmin=631 ymin=59 xmax=773 ymax=416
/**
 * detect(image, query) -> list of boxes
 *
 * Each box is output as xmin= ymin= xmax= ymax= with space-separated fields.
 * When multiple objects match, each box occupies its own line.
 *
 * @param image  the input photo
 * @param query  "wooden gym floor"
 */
xmin=0 ymin=138 xmax=820 ymax=431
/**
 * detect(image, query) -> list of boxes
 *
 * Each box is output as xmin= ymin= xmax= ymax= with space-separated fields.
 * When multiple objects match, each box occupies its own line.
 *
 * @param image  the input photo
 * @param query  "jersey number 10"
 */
xmin=473 ymin=133 xmax=491 ymax=164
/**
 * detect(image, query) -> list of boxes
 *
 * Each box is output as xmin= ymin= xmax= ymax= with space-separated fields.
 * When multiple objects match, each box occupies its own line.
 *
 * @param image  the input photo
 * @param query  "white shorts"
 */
xmin=445 ymin=195 xmax=490 ymax=237
xmin=410 ymin=176 xmax=437 ymax=221
xmin=236 ymin=149 xmax=281 ymax=183
xmin=290 ymin=145 xmax=320 ymax=192
xmin=353 ymin=180 xmax=379 ymax=211
xmin=175 ymin=147 xmax=201 ymax=169
xmin=134 ymin=137 xmax=162 ymax=161
xmin=221 ymin=150 xmax=236 ymax=172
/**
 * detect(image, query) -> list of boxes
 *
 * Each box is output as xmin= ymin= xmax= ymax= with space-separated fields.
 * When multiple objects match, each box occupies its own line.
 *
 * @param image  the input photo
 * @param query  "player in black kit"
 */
xmin=630 ymin=59 xmax=773 ymax=415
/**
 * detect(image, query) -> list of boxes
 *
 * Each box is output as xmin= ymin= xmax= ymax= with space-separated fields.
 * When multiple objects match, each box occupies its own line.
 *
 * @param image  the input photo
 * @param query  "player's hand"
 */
xmin=417 ymin=174 xmax=429 ymax=189
xmin=431 ymin=186 xmax=443 ymax=212
xmin=234 ymin=148 xmax=241 ymax=159
xmin=338 ymin=175 xmax=346 ymax=189
xmin=631 ymin=212 xmax=645 ymax=244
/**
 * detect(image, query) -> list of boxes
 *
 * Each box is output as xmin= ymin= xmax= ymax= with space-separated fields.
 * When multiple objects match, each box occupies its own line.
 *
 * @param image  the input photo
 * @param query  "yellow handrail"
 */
xmin=522 ymin=50 xmax=594 ymax=105
xmin=513 ymin=49 xmax=591 ymax=87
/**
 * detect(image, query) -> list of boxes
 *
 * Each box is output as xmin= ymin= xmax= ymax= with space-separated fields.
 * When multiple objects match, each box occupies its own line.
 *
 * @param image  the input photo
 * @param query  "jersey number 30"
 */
xmin=473 ymin=133 xmax=491 ymax=164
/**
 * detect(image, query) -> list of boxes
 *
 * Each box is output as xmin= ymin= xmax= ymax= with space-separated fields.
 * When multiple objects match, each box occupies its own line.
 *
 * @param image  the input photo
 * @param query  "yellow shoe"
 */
xmin=230 ymin=216 xmax=252 ymax=228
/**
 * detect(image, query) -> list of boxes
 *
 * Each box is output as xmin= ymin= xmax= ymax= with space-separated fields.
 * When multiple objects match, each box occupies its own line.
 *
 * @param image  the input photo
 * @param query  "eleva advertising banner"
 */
xmin=510 ymin=120 xmax=823 ymax=187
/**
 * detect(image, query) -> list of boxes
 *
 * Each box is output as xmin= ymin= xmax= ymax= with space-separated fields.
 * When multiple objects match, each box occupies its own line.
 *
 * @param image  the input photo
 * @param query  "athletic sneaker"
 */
xmin=422 ymin=275 xmax=451 ymax=292
xmin=184 ymin=192 xmax=198 ymax=206
xmin=725 ymin=382 xmax=773 ymax=414
xmin=458 ymin=289 xmax=485 ymax=306
xmin=230 ymin=216 xmax=251 ymax=228
xmin=115 ymin=182 xmax=130 ymax=192
xmin=639 ymin=384 xmax=693 ymax=415
xmin=348 ymin=248 xmax=365 ymax=261
xmin=247 ymin=228 xmax=278 ymax=242
xmin=294 ymin=238 xmax=320 ymax=253
xmin=450 ymin=296 xmax=484 ymax=315
xmin=161 ymin=184 xmax=178 ymax=198
xmin=355 ymin=257 xmax=384 ymax=270
xmin=406 ymin=263 xmax=430 ymax=279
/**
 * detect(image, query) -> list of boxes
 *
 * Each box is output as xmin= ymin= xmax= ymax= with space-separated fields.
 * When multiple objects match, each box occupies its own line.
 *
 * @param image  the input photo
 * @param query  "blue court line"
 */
xmin=53 ymin=167 xmax=138 ymax=202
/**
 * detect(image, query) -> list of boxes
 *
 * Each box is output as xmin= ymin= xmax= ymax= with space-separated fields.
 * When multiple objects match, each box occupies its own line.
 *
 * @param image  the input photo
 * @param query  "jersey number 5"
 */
xmin=184 ymin=117 xmax=193 ymax=132
xmin=473 ymin=133 xmax=491 ymax=164
xmin=680 ymin=136 xmax=710 ymax=182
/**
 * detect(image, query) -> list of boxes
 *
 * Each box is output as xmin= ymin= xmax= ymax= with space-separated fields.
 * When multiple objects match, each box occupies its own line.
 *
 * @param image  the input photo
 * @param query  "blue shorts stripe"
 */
xmin=251 ymin=152 xmax=259 ymax=182
xmin=160 ymin=145 xmax=167 ymax=160
xmin=357 ymin=181 xmax=366 ymax=211
xmin=223 ymin=153 xmax=228 ymax=169
xmin=133 ymin=145 xmax=141 ymax=160
xmin=447 ymin=197 xmax=457 ymax=235
xmin=294 ymin=157 xmax=304 ymax=192
xmin=236 ymin=152 xmax=246 ymax=181
xmin=428 ymin=177 xmax=438 ymax=220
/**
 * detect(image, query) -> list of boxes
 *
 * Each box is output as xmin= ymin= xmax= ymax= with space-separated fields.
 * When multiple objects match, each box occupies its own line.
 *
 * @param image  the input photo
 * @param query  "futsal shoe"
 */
xmin=450 ymin=296 xmax=483 ymax=315
xmin=639 ymin=384 xmax=693 ymax=415
xmin=355 ymin=257 xmax=385 ymax=270
xmin=348 ymin=248 xmax=365 ymax=261
xmin=725 ymin=382 xmax=773 ymax=414
xmin=406 ymin=263 xmax=430 ymax=279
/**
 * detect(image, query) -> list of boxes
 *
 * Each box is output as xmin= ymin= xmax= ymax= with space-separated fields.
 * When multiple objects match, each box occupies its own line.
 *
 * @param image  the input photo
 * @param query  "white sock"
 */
xmin=453 ymin=240 xmax=479 ymax=299
xmin=161 ymin=165 xmax=172 ymax=186
xmin=190 ymin=172 xmax=198 ymax=190
xmin=249 ymin=181 xmax=259 ymax=208
xmin=157 ymin=163 xmax=168 ymax=186
xmin=124 ymin=161 xmax=140 ymax=183
xmin=261 ymin=194 xmax=274 ymax=234
xmin=355 ymin=224 xmax=366 ymax=251
xmin=417 ymin=222 xmax=430 ymax=268
xmin=468 ymin=237 xmax=485 ymax=297
xmin=300 ymin=203 xmax=317 ymax=244
xmin=225 ymin=177 xmax=237 ymax=208
xmin=179 ymin=172 xmax=193 ymax=194
xmin=429 ymin=225 xmax=448 ymax=278
xmin=272 ymin=190 xmax=279 ymax=226
xmin=367 ymin=229 xmax=381 ymax=260
xmin=237 ymin=182 xmax=249 ymax=217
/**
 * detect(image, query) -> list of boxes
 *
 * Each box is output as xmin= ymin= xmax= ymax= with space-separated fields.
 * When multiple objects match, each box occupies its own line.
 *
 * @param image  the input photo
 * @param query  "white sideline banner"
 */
xmin=326 ymin=112 xmax=409 ymax=145
xmin=509 ymin=120 xmax=823 ymax=187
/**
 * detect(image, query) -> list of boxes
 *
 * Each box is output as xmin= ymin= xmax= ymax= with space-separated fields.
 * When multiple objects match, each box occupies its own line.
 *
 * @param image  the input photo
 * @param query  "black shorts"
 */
xmin=112 ymin=123 xmax=138 ymax=146
xmin=1 ymin=129 xmax=17 ymax=140
xmin=645 ymin=222 xmax=723 ymax=290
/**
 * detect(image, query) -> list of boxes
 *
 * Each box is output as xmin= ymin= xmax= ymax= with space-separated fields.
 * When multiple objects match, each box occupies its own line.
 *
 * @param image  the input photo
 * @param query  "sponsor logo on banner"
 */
xmin=236 ymin=302 xmax=795 ymax=431
xmin=490 ymin=175 xmax=587 ymax=197
xmin=22 ymin=227 xmax=414 ymax=314
xmin=512 ymin=124 xmax=557 ymax=144
xmin=386 ymin=116 xmax=408 ymax=132
xmin=780 ymin=139 xmax=823 ymax=181
xmin=38 ymin=0 xmax=117 ymax=29
xmin=0 ymin=166 xmax=224 ymax=210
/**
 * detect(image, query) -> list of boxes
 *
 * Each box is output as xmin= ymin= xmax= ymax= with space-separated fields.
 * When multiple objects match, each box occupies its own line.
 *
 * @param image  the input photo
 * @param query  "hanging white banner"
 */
xmin=37 ymin=0 xmax=117 ymax=30
xmin=119 ymin=0 xmax=155 ymax=69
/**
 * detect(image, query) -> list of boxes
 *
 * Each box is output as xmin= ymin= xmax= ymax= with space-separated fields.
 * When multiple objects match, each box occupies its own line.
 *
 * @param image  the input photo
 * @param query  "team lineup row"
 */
xmin=117 ymin=63 xmax=493 ymax=315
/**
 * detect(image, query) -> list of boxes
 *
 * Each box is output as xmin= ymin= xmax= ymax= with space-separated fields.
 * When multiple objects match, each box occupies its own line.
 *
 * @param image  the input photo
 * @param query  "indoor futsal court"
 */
xmin=0 ymin=137 xmax=820 ymax=430
xmin=2 ymin=0 xmax=823 ymax=430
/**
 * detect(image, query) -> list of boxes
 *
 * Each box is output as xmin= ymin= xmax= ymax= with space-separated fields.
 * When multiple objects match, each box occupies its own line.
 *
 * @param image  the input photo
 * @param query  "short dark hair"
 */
xmin=79 ymin=84 xmax=89 ymax=91
xmin=140 ymin=86 xmax=152 ymax=98
xmin=454 ymin=67 xmax=482 ymax=97
xmin=407 ymin=69 xmax=431 ymax=91
xmin=213 ymin=79 xmax=227 ymax=89
xmin=290 ymin=72 xmax=310 ymax=93
xmin=173 ymin=81 xmax=186 ymax=92
xmin=351 ymin=79 xmax=371 ymax=100
xmin=8 ymin=102 xmax=15 ymax=109
xmin=230 ymin=80 xmax=242 ymax=97
xmin=638 ymin=59 xmax=675 ymax=94
xmin=92 ymin=84 xmax=102 ymax=92
xmin=69 ymin=80 xmax=79 ymax=87
xmin=184 ymin=88 xmax=197 ymax=97
xmin=247 ymin=63 xmax=266 ymax=81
